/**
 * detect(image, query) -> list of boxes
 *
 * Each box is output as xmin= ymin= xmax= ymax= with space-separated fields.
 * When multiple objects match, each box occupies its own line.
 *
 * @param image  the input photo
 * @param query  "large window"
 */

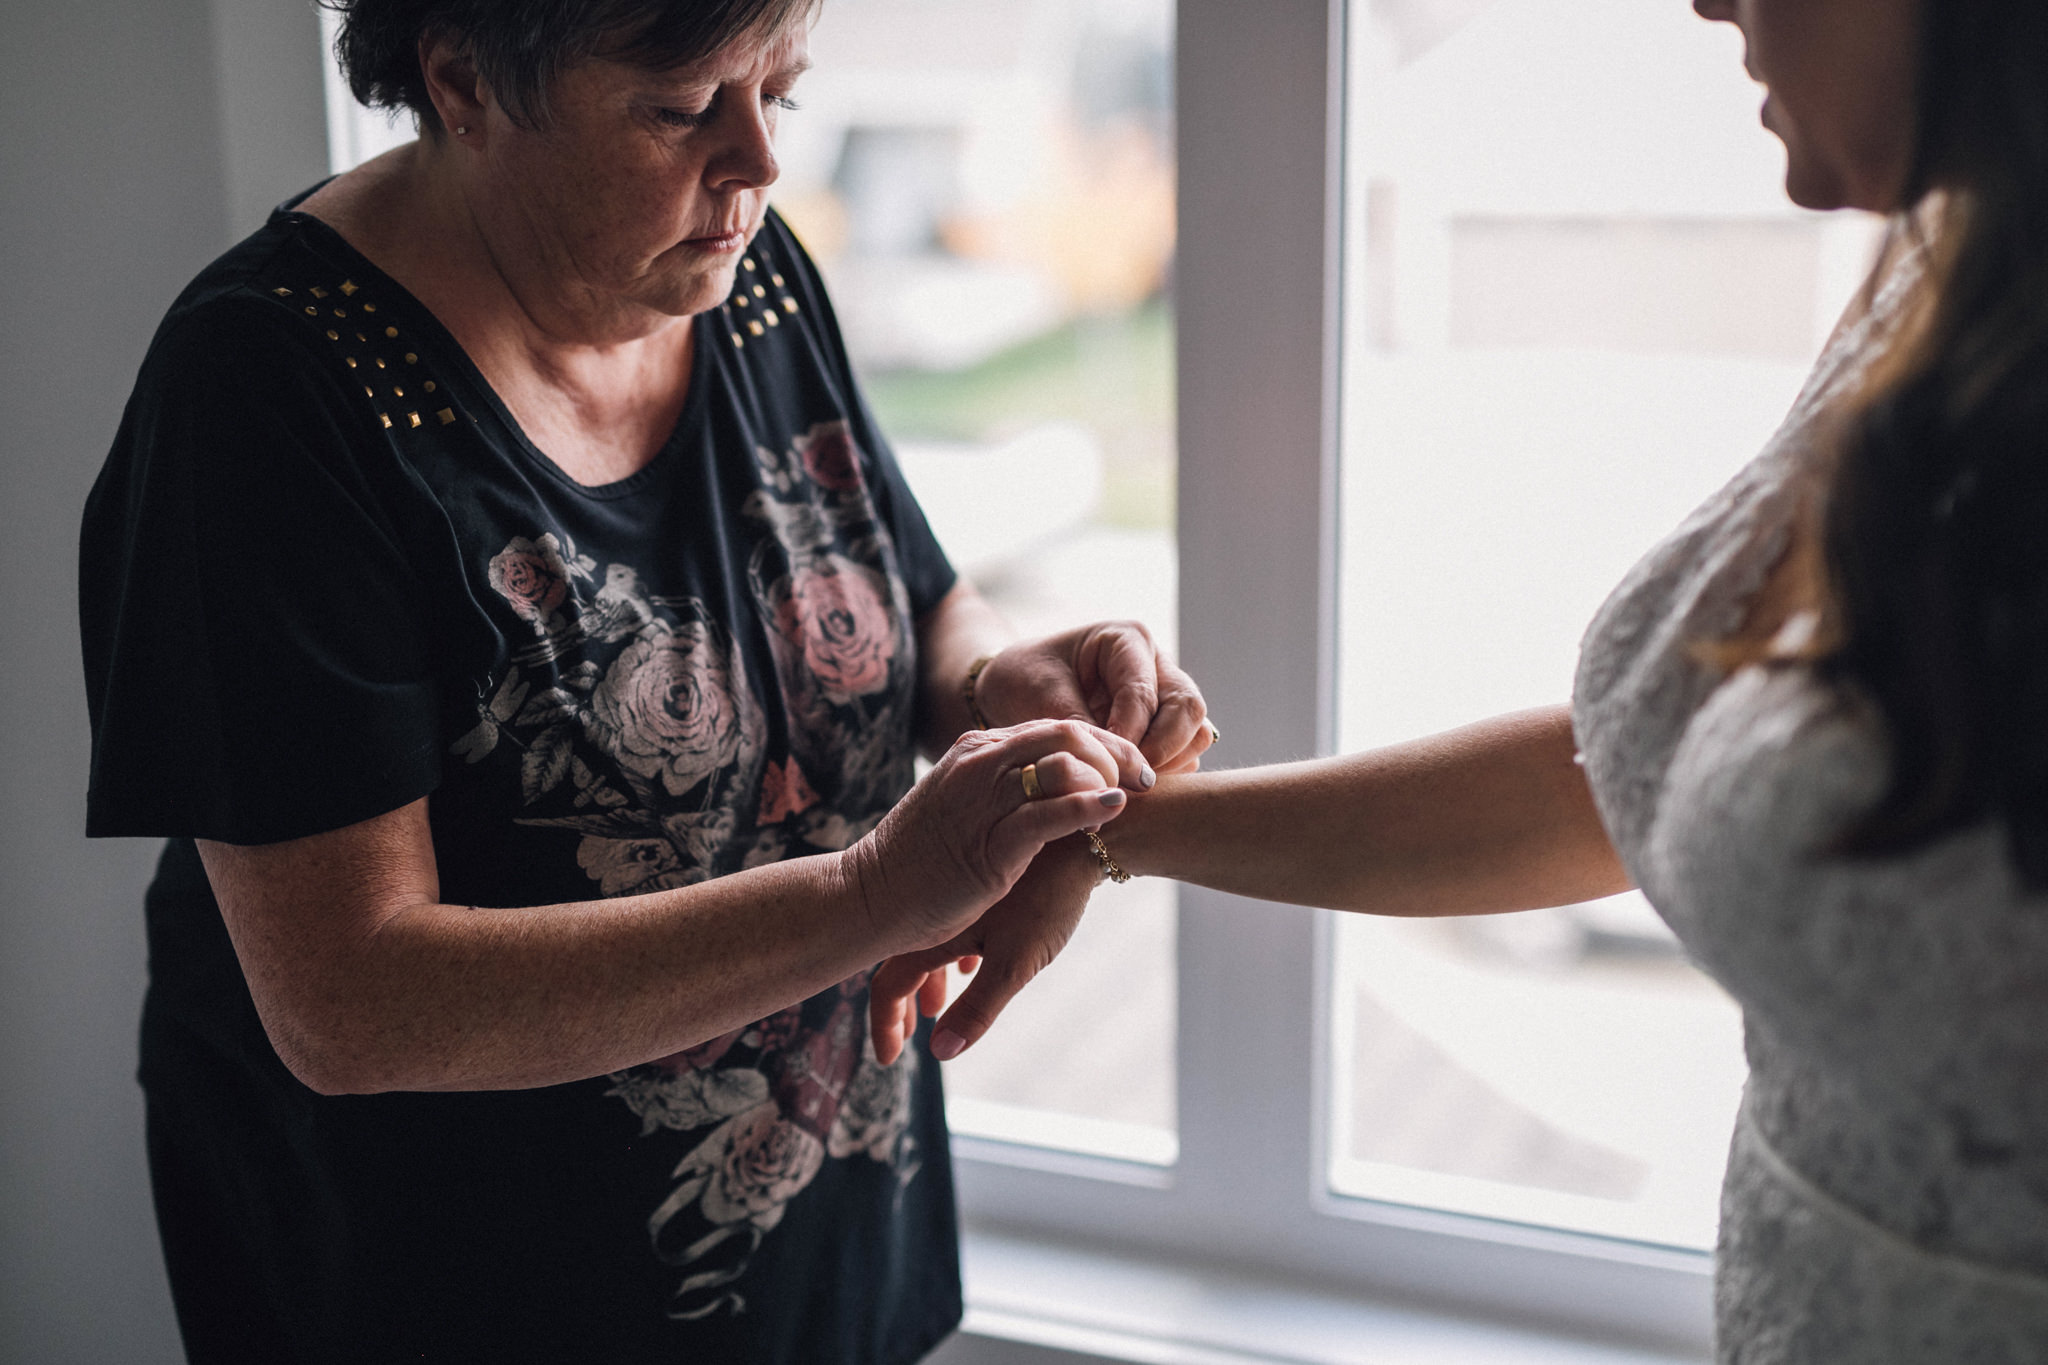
xmin=946 ymin=2 xmax=1847 ymax=1351
xmin=1330 ymin=0 xmax=1879 ymax=1251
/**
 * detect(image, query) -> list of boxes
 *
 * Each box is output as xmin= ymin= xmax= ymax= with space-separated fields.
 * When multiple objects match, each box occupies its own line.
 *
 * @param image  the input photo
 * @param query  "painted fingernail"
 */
xmin=1141 ymin=764 xmax=1157 ymax=788
xmin=1098 ymin=789 xmax=1126 ymax=808
xmin=931 ymin=1029 xmax=966 ymax=1061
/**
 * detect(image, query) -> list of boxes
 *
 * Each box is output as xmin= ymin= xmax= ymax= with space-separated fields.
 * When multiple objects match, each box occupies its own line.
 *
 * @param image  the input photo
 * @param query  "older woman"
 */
xmin=882 ymin=0 xmax=2048 ymax=1358
xmin=77 ymin=1 xmax=1208 ymax=1361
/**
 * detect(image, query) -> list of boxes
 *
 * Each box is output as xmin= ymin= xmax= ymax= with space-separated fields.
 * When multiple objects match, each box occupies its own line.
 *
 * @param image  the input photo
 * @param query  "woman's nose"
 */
xmin=710 ymin=102 xmax=780 ymax=191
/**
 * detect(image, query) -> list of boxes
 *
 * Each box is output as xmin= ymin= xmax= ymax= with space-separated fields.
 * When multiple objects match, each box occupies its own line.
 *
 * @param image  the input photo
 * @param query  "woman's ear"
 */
xmin=417 ymin=29 xmax=487 ymax=139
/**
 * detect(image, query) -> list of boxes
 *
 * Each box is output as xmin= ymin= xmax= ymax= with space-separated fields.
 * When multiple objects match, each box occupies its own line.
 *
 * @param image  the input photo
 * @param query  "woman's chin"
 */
xmin=1778 ymin=152 xmax=1853 ymax=213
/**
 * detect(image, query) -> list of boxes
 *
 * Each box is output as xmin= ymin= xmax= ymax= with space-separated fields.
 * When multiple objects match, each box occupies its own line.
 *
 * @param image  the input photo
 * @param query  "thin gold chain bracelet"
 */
xmin=962 ymin=654 xmax=996 ymax=730
xmin=1084 ymin=829 xmax=1133 ymax=884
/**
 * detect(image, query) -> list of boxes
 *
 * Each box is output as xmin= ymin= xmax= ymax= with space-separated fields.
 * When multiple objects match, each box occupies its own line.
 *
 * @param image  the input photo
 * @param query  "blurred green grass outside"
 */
xmin=863 ymin=296 xmax=1176 ymax=531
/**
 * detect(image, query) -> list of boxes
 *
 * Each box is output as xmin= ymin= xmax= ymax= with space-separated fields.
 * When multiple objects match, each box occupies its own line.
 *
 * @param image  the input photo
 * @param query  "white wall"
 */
xmin=0 ymin=2 xmax=326 ymax=1359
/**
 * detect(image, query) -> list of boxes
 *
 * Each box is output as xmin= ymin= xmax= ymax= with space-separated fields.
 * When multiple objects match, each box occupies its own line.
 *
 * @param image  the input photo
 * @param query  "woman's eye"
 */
xmin=654 ymin=92 xmax=798 ymax=129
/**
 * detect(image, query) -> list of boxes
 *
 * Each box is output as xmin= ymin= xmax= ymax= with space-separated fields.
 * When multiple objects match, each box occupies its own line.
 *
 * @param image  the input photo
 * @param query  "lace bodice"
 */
xmin=1572 ymin=260 xmax=2048 ymax=1361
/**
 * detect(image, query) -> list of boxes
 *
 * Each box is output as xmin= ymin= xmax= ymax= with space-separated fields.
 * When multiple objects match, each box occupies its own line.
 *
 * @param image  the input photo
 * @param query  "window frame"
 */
xmin=947 ymin=1 xmax=1716 ymax=1350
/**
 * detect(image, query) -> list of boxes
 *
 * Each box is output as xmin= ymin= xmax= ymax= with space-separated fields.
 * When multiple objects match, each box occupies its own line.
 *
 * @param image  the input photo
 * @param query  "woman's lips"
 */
xmin=685 ymin=229 xmax=747 ymax=253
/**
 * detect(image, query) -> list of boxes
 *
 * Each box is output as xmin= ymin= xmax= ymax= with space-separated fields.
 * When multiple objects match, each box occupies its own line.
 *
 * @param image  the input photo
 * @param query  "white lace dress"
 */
xmin=1571 ymin=263 xmax=2048 ymax=1363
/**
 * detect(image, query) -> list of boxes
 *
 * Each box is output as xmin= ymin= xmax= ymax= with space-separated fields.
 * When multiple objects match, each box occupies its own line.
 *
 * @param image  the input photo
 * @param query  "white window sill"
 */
xmin=931 ymin=1225 xmax=1711 ymax=1365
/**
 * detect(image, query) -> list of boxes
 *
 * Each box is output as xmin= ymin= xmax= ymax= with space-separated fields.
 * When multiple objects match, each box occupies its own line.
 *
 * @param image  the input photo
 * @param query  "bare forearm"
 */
xmin=220 ymin=848 xmax=886 ymax=1095
xmin=207 ymin=717 xmax=1151 ymax=1097
xmin=372 ymin=860 xmax=886 ymax=1092
xmin=1105 ymin=706 xmax=1630 ymax=915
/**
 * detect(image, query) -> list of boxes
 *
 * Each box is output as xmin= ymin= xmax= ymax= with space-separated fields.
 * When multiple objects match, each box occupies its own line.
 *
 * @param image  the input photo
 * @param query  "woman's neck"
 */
xmin=297 ymin=141 xmax=697 ymax=486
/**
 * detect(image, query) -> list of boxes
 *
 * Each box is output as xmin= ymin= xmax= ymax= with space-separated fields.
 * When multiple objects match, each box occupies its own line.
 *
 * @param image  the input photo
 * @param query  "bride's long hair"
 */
xmin=1822 ymin=2 xmax=2048 ymax=880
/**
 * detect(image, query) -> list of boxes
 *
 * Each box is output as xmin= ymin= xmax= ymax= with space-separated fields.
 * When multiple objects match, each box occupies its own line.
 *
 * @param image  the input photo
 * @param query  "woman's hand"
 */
xmin=843 ymin=719 xmax=1153 ymax=959
xmin=975 ymin=621 xmax=1213 ymax=773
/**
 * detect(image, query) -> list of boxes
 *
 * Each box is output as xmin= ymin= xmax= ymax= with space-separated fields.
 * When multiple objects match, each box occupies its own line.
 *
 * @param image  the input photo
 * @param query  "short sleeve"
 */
xmin=81 ymin=300 xmax=444 ymax=844
xmin=847 ymin=384 xmax=957 ymax=621
xmin=763 ymin=213 xmax=959 ymax=619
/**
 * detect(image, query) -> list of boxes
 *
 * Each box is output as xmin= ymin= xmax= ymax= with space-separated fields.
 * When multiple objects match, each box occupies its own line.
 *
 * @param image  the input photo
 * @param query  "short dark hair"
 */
xmin=324 ymin=0 xmax=819 ymax=133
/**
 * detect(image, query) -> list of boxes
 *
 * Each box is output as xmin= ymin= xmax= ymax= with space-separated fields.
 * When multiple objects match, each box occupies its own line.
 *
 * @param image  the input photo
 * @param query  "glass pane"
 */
xmin=784 ymin=0 xmax=1179 ymax=1162
xmin=1332 ymin=0 xmax=1882 ymax=1245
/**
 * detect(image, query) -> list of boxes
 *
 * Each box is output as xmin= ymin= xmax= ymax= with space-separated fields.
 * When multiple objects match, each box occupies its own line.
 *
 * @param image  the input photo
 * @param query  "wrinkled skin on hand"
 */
xmin=847 ymin=721 xmax=1145 ymax=959
xmin=976 ymin=621 xmax=1212 ymax=774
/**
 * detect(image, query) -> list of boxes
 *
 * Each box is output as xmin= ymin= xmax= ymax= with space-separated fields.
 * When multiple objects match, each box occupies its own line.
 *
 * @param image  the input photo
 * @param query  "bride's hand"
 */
xmin=866 ymin=834 xmax=1104 ymax=1065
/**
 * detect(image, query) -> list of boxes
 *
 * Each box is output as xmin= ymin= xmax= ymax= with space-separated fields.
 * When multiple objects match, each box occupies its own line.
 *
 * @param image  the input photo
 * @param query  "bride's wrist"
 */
xmin=1082 ymin=776 xmax=1180 ymax=882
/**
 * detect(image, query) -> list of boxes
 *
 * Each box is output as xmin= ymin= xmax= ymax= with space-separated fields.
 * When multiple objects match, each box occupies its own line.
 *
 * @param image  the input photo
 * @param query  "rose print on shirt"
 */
xmin=454 ymin=414 xmax=929 ymax=1324
xmin=612 ymin=983 xmax=918 ymax=1319
xmin=456 ymin=548 xmax=765 ymax=886
xmin=797 ymin=421 xmax=865 ymax=492
xmin=772 ymin=556 xmax=898 ymax=703
xmin=756 ymin=757 xmax=819 ymax=825
xmin=692 ymin=1103 xmax=828 ymax=1226
xmin=487 ymin=532 xmax=577 ymax=626
xmin=589 ymin=622 xmax=747 ymax=798
xmin=745 ymin=420 xmax=922 ymax=825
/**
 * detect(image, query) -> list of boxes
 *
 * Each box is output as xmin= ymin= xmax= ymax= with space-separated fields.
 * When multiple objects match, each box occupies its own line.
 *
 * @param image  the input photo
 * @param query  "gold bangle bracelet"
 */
xmin=1084 ymin=829 xmax=1133 ymax=884
xmin=963 ymin=654 xmax=996 ymax=730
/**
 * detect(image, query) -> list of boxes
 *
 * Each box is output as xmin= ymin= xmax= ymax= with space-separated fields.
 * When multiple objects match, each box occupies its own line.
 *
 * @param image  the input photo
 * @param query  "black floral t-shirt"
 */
xmin=79 ymin=202 xmax=961 ymax=1365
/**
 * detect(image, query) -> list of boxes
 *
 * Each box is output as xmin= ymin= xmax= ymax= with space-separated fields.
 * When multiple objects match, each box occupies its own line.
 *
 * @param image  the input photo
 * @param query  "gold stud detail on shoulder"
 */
xmin=404 ymin=352 xmax=417 ymax=364
xmin=734 ymin=293 xmax=749 ymax=307
xmin=305 ymin=306 xmax=318 ymax=316
xmin=384 ymin=326 xmax=398 ymax=339
xmin=423 ymin=380 xmax=437 ymax=393
xmin=310 ymin=286 xmax=329 ymax=299
xmin=747 ymin=319 xmax=765 ymax=337
xmin=771 ymin=273 xmax=785 ymax=287
xmin=379 ymin=413 xmax=392 ymax=429
xmin=393 ymin=386 xmax=405 ymax=398
xmin=752 ymin=284 xmax=766 ymax=298
xmin=346 ymin=357 xmax=358 ymax=368
xmin=763 ymin=309 xmax=779 ymax=327
xmin=364 ymin=386 xmax=374 ymax=398
xmin=730 ymin=332 xmax=745 ymax=348
xmin=361 ymin=302 xmax=376 ymax=313
xmin=272 ymin=287 xmax=293 ymax=297
xmin=340 ymin=280 xmax=359 ymax=297
xmin=744 ymin=258 xmax=758 ymax=272
xmin=407 ymin=411 xmax=422 ymax=428
xmin=326 ymin=329 xmax=339 ymax=340
xmin=781 ymin=297 xmax=798 ymax=314
xmin=437 ymin=408 xmax=456 ymax=425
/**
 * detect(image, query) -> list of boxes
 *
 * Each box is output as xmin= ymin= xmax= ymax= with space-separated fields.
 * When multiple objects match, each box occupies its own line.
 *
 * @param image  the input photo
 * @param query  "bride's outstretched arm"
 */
xmin=869 ymin=705 xmax=1631 ymax=1062
xmin=1105 ymin=704 xmax=1629 ymax=916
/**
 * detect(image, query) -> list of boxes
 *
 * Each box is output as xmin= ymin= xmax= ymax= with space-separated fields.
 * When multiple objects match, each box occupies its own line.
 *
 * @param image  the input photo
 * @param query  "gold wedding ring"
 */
xmin=1020 ymin=763 xmax=1045 ymax=801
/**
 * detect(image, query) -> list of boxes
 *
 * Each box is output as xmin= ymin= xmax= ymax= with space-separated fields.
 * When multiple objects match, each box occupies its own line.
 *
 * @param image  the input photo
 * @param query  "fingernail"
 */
xmin=931 ymin=1029 xmax=966 ymax=1061
xmin=1098 ymin=789 xmax=1126 ymax=808
xmin=1141 ymin=764 xmax=1157 ymax=788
